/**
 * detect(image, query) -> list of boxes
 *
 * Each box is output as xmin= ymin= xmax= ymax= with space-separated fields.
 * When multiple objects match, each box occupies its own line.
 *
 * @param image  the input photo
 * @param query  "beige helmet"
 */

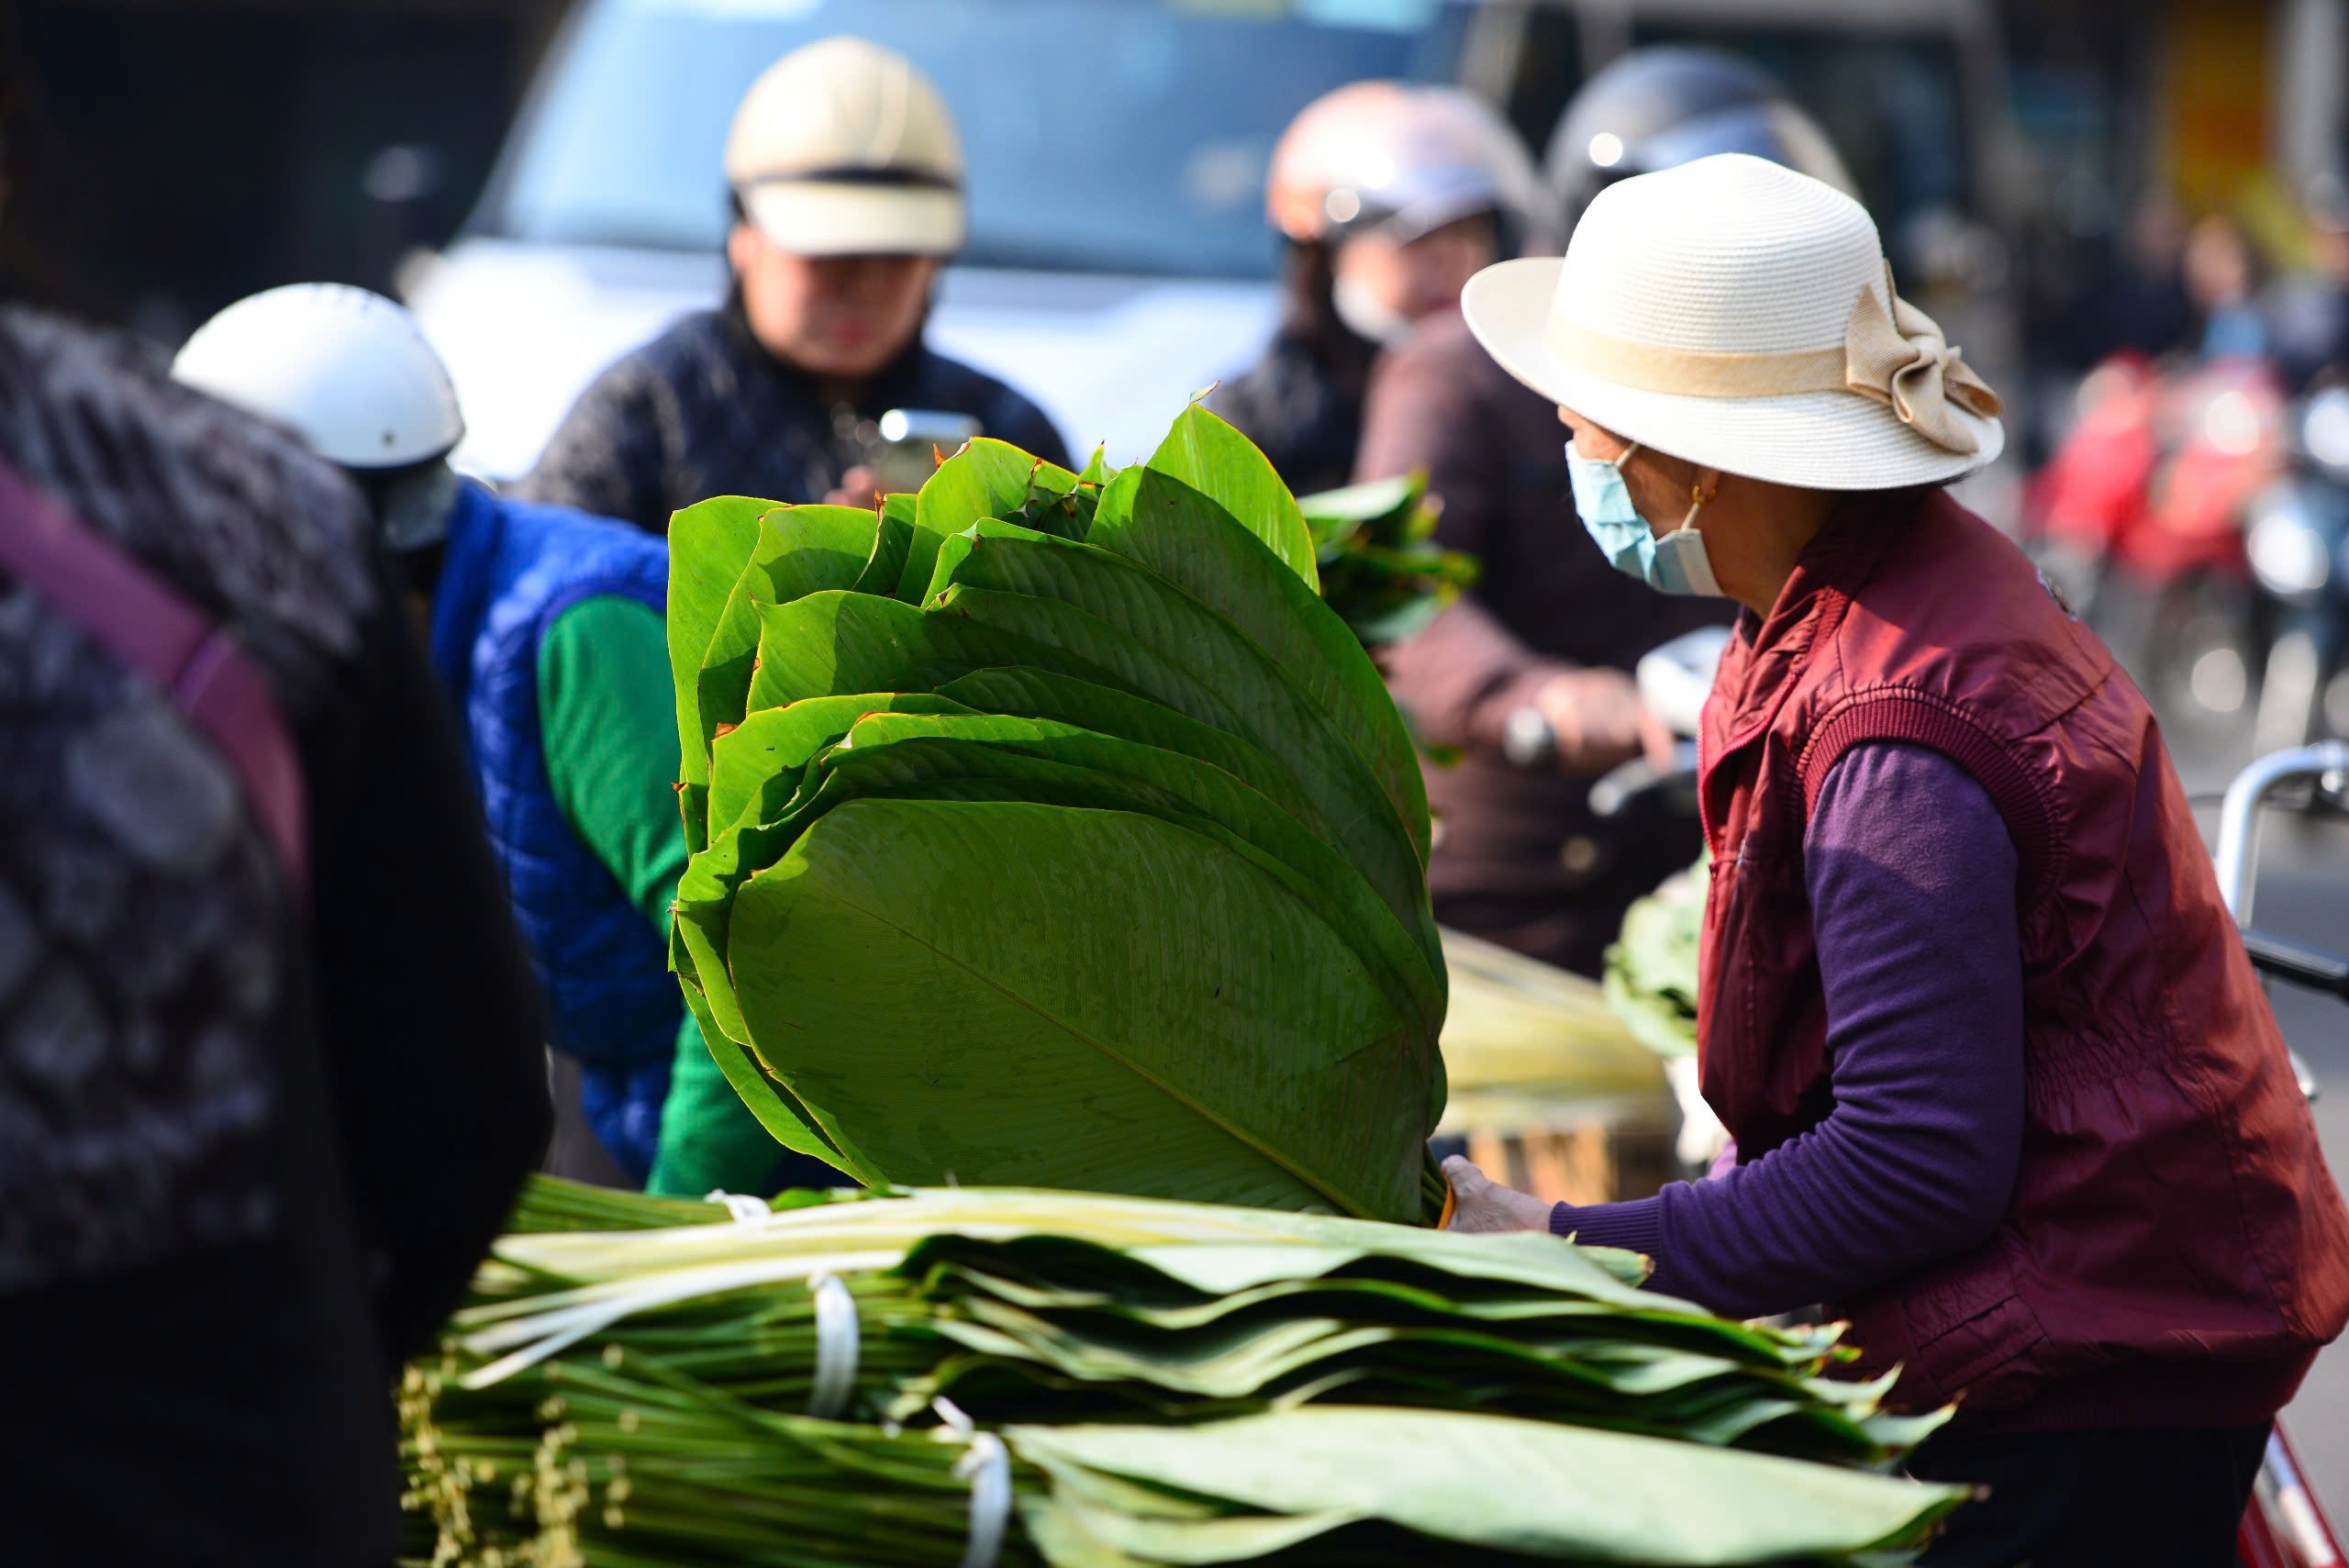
xmin=724 ymin=36 xmax=964 ymax=257
xmin=1266 ymin=81 xmax=1551 ymax=250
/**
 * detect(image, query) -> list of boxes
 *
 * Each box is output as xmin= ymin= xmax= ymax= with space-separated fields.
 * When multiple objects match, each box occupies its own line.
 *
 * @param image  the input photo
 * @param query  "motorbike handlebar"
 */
xmin=1589 ymin=740 xmax=1700 ymax=819
xmin=2243 ymin=928 xmax=2349 ymax=1001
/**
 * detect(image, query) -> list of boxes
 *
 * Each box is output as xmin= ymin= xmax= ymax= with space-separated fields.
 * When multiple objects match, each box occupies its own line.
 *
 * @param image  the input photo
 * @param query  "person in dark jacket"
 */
xmin=1215 ymin=81 xmax=1547 ymax=500
xmin=522 ymin=35 xmax=1065 ymax=533
xmin=0 ymin=301 xmax=551 ymax=1564
xmin=1363 ymin=48 xmax=1851 ymax=974
xmin=1442 ymin=151 xmax=2349 ymax=1566
xmin=1363 ymin=317 xmax=1722 ymax=973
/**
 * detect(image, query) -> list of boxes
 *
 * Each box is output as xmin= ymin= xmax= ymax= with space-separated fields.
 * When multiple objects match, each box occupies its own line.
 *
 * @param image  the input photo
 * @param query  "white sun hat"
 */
xmin=1460 ymin=152 xmax=2001 ymax=490
xmin=725 ymin=37 xmax=965 ymax=258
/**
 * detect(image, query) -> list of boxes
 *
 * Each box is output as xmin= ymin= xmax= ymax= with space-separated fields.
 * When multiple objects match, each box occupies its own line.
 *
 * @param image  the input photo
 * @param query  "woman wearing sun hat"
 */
xmin=1437 ymin=152 xmax=2349 ymax=1563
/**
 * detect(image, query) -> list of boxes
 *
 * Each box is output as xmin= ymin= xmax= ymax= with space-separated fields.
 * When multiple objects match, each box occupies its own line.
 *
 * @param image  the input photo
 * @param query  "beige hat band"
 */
xmin=1544 ymin=273 xmax=2002 ymax=455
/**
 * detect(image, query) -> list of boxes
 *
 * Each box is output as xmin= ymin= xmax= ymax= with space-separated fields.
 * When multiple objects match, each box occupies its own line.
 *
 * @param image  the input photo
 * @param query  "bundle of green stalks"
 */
xmin=402 ymin=1351 xmax=1041 ymax=1567
xmin=403 ymin=1180 xmax=1967 ymax=1567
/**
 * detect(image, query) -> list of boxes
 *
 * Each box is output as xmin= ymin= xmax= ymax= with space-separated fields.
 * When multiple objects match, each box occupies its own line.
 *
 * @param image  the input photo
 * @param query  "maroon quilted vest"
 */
xmin=1697 ymin=486 xmax=2349 ymax=1423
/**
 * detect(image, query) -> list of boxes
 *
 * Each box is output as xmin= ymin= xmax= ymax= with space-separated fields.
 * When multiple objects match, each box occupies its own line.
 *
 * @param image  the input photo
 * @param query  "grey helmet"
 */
xmin=1546 ymin=47 xmax=1854 ymax=231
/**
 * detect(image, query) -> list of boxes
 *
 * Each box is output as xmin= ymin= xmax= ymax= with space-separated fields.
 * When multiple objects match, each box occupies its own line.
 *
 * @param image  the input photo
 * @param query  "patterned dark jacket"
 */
xmin=521 ymin=302 xmax=1069 ymax=531
xmin=0 ymin=306 xmax=550 ymax=1564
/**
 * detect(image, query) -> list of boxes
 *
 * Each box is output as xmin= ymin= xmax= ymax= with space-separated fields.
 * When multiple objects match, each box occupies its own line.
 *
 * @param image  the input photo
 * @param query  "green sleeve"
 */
xmin=537 ymin=595 xmax=688 ymax=930
xmin=537 ymin=595 xmax=781 ymax=1191
xmin=645 ymin=1009 xmax=802 ymax=1196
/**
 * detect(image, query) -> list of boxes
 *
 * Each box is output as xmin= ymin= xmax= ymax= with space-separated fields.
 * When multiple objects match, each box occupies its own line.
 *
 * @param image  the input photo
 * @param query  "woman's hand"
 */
xmin=1442 ymin=1155 xmax=1553 ymax=1233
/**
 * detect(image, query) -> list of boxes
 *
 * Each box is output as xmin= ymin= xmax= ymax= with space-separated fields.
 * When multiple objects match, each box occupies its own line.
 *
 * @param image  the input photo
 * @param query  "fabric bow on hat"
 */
xmin=1842 ymin=272 xmax=2001 ymax=455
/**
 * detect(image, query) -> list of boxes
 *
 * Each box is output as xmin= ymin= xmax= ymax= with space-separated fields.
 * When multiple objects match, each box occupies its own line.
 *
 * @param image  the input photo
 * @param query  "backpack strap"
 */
xmin=1794 ymin=689 xmax=2058 ymax=906
xmin=0 ymin=458 xmax=307 ymax=894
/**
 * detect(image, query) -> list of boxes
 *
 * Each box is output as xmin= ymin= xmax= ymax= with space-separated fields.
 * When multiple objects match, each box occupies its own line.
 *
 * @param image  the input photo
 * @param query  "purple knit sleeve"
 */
xmin=1550 ymin=741 xmax=2026 ymax=1318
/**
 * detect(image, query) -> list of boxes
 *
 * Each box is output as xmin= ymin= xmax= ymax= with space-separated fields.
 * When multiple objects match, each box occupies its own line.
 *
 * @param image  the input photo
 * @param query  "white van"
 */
xmin=411 ymin=0 xmax=2006 ymax=481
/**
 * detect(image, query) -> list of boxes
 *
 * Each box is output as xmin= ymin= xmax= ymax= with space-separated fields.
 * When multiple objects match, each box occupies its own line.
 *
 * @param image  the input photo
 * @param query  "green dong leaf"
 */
xmin=1143 ymin=404 xmax=1318 ymax=593
xmin=729 ymin=799 xmax=1434 ymax=1222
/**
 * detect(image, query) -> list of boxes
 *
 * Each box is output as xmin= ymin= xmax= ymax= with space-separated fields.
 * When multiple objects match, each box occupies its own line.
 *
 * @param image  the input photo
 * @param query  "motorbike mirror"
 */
xmin=2246 ymin=489 xmax=2332 ymax=600
xmin=1634 ymin=625 xmax=1731 ymax=739
xmin=2304 ymin=387 xmax=2349 ymax=471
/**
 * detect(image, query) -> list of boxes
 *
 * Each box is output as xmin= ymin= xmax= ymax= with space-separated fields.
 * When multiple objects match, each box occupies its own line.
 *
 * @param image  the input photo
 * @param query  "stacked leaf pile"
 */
xmin=1602 ymin=851 xmax=1709 ymax=1059
xmin=666 ymin=408 xmax=1447 ymax=1224
xmin=1294 ymin=473 xmax=1477 ymax=649
xmin=401 ymin=1179 xmax=1966 ymax=1567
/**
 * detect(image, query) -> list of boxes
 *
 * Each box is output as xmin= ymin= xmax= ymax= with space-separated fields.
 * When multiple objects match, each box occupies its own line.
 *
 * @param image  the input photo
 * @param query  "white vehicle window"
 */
xmin=484 ymin=0 xmax=1470 ymax=277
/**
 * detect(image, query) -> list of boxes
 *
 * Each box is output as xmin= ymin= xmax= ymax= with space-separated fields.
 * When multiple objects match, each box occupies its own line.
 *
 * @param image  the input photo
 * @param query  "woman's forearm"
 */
xmin=1552 ymin=742 xmax=2026 ymax=1317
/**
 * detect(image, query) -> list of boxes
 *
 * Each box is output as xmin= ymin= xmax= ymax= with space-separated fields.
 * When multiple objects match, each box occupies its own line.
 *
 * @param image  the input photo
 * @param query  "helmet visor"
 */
xmin=739 ymin=178 xmax=965 ymax=257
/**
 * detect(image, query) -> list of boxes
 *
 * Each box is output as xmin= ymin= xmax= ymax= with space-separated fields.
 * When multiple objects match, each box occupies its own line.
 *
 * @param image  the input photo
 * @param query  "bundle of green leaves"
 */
xmin=405 ymin=1182 xmax=1966 ymax=1568
xmin=666 ymin=409 xmax=1447 ymax=1225
xmin=1012 ymin=1409 xmax=1966 ymax=1567
xmin=1601 ymin=853 xmax=1709 ymax=1060
xmin=1294 ymin=473 xmax=1478 ymax=649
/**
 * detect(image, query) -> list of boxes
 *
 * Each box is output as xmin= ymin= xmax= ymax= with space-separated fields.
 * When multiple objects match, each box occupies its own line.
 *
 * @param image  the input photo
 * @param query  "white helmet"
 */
xmin=725 ymin=37 xmax=965 ymax=257
xmin=1267 ymin=83 xmax=1552 ymax=251
xmin=173 ymin=283 xmax=464 ymax=471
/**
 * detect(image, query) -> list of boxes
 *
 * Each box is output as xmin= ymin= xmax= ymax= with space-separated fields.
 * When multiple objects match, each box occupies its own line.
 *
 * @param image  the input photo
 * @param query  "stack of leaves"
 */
xmin=1602 ymin=852 xmax=1709 ymax=1059
xmin=403 ymin=1181 xmax=1965 ymax=1566
xmin=1012 ymin=1409 xmax=1965 ymax=1567
xmin=893 ymin=1229 xmax=1943 ymax=1466
xmin=665 ymin=407 xmax=1447 ymax=1225
xmin=1294 ymin=473 xmax=1478 ymax=648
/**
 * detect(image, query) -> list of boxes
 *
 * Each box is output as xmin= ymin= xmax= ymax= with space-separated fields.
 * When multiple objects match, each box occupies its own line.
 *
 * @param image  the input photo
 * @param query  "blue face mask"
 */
xmin=1566 ymin=439 xmax=1724 ymax=597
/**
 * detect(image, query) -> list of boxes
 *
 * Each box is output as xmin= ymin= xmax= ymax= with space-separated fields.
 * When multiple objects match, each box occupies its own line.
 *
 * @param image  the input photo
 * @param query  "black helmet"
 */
xmin=1547 ymin=46 xmax=1854 ymax=228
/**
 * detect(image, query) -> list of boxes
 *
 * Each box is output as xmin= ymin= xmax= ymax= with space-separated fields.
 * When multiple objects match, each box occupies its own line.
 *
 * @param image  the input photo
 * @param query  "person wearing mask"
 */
xmin=0 ymin=302 xmax=551 ymax=1561
xmin=173 ymin=284 xmax=713 ymax=1189
xmin=1363 ymin=48 xmax=1854 ymax=975
xmin=1214 ymin=81 xmax=1547 ymax=497
xmin=522 ymin=35 xmax=1066 ymax=530
xmin=1439 ymin=152 xmax=2349 ymax=1563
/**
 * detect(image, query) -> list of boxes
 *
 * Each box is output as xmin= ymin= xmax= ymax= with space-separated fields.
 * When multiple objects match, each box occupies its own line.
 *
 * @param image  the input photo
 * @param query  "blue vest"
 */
xmin=429 ymin=483 xmax=676 ymax=1176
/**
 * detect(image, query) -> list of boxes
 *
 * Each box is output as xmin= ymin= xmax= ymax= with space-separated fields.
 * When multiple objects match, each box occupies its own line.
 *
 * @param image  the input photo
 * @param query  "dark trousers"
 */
xmin=1909 ymin=1424 xmax=2270 ymax=1567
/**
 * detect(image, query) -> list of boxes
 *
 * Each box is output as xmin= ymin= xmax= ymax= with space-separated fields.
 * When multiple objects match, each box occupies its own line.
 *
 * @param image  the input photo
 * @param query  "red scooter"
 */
xmin=2031 ymin=352 xmax=2286 ymax=729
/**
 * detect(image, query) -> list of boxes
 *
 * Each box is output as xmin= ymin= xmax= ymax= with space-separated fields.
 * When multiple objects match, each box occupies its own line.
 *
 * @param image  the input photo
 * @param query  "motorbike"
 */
xmin=2215 ymin=740 xmax=2349 ymax=1567
xmin=2031 ymin=352 xmax=2286 ymax=732
xmin=2248 ymin=387 xmax=2349 ymax=754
